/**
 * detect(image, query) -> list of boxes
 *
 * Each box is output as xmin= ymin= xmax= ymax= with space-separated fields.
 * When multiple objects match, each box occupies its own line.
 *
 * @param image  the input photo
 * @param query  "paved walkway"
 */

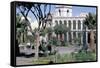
xmin=16 ymin=57 xmax=34 ymax=65
xmin=16 ymin=45 xmax=82 ymax=65
xmin=56 ymin=45 xmax=82 ymax=54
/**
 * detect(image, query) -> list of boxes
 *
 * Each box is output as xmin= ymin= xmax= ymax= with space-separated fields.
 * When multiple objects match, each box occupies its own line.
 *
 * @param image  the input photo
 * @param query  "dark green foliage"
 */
xmin=27 ymin=35 xmax=35 ymax=43
xmin=39 ymin=44 xmax=47 ymax=52
xmin=84 ymin=13 xmax=96 ymax=29
xmin=46 ymin=27 xmax=53 ymax=34
xmin=74 ymin=51 xmax=96 ymax=61
xmin=40 ymin=27 xmax=53 ymax=36
xmin=83 ymin=13 xmax=96 ymax=52
xmin=54 ymin=24 xmax=69 ymax=34
xmin=48 ymin=36 xmax=59 ymax=46
xmin=16 ymin=14 xmax=28 ymax=43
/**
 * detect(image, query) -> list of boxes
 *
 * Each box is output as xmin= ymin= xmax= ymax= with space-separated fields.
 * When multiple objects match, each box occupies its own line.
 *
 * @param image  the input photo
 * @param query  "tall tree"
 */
xmin=16 ymin=14 xmax=22 ymax=56
xmin=84 ymin=13 xmax=96 ymax=52
xmin=16 ymin=14 xmax=29 ymax=56
xmin=54 ymin=24 xmax=70 ymax=44
xmin=16 ymin=2 xmax=52 ymax=59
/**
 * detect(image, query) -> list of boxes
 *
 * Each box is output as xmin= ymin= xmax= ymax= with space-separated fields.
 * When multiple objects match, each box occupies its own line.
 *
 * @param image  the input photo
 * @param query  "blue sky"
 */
xmin=16 ymin=4 xmax=96 ymax=22
xmin=72 ymin=6 xmax=96 ymax=16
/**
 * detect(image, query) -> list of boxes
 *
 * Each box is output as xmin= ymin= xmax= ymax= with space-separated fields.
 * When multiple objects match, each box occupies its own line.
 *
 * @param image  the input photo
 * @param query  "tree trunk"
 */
xmin=34 ymin=31 xmax=40 ymax=60
xmin=89 ymin=30 xmax=95 ymax=52
xmin=21 ymin=33 xmax=23 ymax=43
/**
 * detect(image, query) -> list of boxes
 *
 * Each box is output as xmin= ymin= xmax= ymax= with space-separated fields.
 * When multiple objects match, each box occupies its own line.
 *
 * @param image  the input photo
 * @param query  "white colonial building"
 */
xmin=30 ymin=5 xmax=96 ymax=45
xmin=46 ymin=5 xmax=89 ymax=44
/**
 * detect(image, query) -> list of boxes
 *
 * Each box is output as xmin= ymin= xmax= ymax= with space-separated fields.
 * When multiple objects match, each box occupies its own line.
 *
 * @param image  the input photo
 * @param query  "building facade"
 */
xmin=47 ymin=5 xmax=89 ymax=44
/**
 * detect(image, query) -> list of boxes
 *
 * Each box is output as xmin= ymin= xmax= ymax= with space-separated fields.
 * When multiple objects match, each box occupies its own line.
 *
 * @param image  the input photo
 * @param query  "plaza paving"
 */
xmin=16 ymin=45 xmax=82 ymax=65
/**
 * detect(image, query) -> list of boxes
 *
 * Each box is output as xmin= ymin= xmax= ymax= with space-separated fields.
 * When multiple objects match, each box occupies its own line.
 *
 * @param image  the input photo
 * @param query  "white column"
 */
xmin=76 ymin=20 xmax=78 ymax=38
xmin=81 ymin=20 xmax=83 ymax=44
xmin=71 ymin=20 xmax=73 ymax=30
xmin=76 ymin=20 xmax=78 ymax=30
xmin=86 ymin=27 xmax=88 ymax=44
xmin=81 ymin=20 xmax=83 ymax=30
xmin=71 ymin=20 xmax=73 ymax=43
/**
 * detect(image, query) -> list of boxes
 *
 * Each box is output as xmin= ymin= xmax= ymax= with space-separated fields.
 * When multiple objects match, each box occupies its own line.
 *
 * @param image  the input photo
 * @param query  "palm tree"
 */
xmin=84 ymin=13 xmax=96 ymax=52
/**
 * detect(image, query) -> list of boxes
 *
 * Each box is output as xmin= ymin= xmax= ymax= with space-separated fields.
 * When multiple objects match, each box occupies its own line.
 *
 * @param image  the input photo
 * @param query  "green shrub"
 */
xmin=56 ymin=40 xmax=61 ymax=46
xmin=63 ymin=42 xmax=68 ymax=46
xmin=74 ymin=51 xmax=96 ymax=61
xmin=56 ymin=54 xmax=75 ymax=63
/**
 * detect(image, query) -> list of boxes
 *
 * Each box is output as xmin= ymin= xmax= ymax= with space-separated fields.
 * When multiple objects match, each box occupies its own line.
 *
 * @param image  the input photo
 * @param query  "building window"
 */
xmin=68 ymin=20 xmax=71 ymax=29
xmin=55 ymin=20 xmax=58 ymax=25
xmin=73 ymin=20 xmax=76 ymax=29
xmin=78 ymin=20 xmax=81 ymax=29
xmin=59 ymin=20 xmax=62 ymax=24
xmin=59 ymin=9 xmax=61 ymax=16
xmin=67 ymin=10 xmax=69 ymax=16
xmin=67 ymin=10 xmax=69 ymax=13
xmin=64 ymin=20 xmax=67 ymax=26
